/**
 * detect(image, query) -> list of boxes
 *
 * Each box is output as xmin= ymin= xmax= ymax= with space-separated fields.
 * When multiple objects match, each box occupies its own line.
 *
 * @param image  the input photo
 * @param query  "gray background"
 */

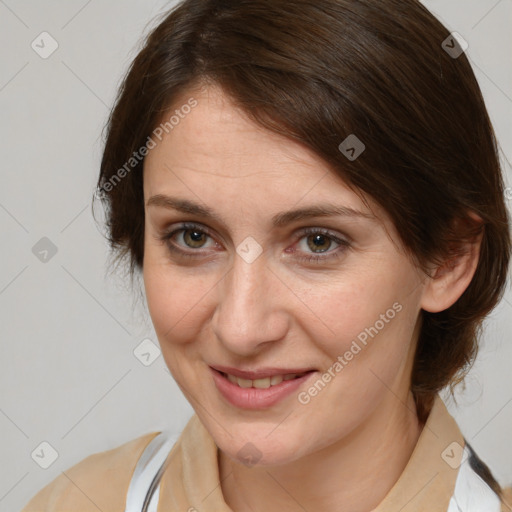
xmin=0 ymin=1 xmax=511 ymax=510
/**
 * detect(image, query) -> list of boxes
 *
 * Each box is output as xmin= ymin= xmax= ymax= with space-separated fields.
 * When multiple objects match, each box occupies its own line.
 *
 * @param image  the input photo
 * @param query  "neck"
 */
xmin=219 ymin=392 xmax=423 ymax=512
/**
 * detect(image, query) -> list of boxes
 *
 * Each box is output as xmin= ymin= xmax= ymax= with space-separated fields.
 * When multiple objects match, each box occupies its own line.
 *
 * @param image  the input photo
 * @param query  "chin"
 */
xmin=213 ymin=423 xmax=311 ymax=467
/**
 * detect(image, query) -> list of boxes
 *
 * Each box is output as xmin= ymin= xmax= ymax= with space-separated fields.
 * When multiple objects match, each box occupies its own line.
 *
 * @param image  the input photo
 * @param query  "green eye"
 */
xmin=305 ymin=233 xmax=334 ymax=253
xmin=293 ymin=227 xmax=350 ymax=263
xmin=181 ymin=228 xmax=210 ymax=249
xmin=160 ymin=223 xmax=350 ymax=265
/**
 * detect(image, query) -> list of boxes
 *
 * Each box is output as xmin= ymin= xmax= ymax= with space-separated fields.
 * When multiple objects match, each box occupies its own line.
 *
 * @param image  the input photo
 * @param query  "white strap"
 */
xmin=145 ymin=484 xmax=160 ymax=512
xmin=447 ymin=446 xmax=500 ymax=512
xmin=124 ymin=431 xmax=179 ymax=512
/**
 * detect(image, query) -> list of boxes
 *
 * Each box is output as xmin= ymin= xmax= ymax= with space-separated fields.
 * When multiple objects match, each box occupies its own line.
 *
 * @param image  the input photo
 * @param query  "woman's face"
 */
xmin=142 ymin=85 xmax=427 ymax=466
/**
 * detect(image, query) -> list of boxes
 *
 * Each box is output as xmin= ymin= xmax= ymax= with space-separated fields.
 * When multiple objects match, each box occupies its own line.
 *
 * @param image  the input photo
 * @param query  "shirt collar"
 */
xmin=372 ymin=395 xmax=464 ymax=511
xmin=159 ymin=395 xmax=464 ymax=512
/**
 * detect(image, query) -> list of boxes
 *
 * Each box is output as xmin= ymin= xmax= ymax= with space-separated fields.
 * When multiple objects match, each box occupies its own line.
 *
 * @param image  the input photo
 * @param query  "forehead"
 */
xmin=142 ymin=85 xmax=380 ymax=220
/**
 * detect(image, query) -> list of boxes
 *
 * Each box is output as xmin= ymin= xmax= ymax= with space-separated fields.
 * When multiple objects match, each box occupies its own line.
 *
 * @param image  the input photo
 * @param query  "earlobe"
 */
xmin=421 ymin=215 xmax=484 ymax=314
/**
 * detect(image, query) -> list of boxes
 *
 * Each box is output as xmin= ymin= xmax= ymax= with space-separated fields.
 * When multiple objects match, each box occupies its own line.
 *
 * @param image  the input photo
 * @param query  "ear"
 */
xmin=421 ymin=213 xmax=484 ymax=313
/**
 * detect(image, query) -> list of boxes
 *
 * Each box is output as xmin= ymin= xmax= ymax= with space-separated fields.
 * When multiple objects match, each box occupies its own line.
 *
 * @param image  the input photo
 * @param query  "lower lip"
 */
xmin=210 ymin=368 xmax=316 ymax=410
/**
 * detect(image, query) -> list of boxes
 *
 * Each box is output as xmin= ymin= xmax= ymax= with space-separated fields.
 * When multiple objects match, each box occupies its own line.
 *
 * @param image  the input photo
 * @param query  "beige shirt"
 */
xmin=21 ymin=396 xmax=510 ymax=511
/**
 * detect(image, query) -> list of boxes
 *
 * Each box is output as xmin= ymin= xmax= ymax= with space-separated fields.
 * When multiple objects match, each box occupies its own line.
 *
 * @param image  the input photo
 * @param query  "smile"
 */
xmin=210 ymin=367 xmax=316 ymax=409
xmin=223 ymin=371 xmax=311 ymax=389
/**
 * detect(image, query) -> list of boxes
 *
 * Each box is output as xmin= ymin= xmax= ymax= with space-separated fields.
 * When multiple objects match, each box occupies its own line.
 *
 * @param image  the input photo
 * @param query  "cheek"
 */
xmin=142 ymin=256 xmax=216 ymax=394
xmin=301 ymin=263 xmax=420 ymax=380
xmin=142 ymin=248 xmax=214 ymax=346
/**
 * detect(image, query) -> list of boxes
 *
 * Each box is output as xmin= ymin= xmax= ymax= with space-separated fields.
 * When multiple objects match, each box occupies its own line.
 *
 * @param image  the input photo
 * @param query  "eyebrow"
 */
xmin=146 ymin=194 xmax=375 ymax=227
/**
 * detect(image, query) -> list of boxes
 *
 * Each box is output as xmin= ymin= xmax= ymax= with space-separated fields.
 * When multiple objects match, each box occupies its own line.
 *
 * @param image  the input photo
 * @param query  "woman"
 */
xmin=22 ymin=0 xmax=511 ymax=510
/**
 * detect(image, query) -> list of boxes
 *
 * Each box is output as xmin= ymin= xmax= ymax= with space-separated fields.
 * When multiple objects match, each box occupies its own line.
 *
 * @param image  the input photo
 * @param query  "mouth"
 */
xmin=217 ymin=370 xmax=313 ymax=389
xmin=209 ymin=366 xmax=317 ymax=410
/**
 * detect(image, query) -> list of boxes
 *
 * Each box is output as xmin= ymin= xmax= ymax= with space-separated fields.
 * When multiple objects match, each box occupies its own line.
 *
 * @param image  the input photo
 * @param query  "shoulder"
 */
xmin=21 ymin=431 xmax=161 ymax=512
xmin=502 ymin=487 xmax=512 ymax=512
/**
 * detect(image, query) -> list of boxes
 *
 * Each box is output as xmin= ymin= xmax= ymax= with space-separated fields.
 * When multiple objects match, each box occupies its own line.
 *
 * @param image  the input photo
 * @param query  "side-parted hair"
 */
xmin=97 ymin=0 xmax=510 ymax=434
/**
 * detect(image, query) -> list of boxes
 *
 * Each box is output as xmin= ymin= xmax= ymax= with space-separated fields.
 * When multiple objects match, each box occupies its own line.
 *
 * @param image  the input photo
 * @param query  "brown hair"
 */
xmin=97 ymin=0 xmax=510 ymax=427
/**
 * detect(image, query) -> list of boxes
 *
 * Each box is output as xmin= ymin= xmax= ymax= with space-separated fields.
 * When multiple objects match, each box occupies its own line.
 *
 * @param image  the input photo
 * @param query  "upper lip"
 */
xmin=210 ymin=365 xmax=316 ymax=380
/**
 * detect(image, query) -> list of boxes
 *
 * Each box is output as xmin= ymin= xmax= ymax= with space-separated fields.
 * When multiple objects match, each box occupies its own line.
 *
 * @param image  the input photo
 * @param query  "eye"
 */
xmin=292 ymin=227 xmax=350 ymax=263
xmin=176 ymin=226 xmax=211 ymax=249
xmin=158 ymin=222 xmax=350 ymax=264
xmin=302 ymin=233 xmax=335 ymax=253
xmin=159 ymin=222 xmax=218 ymax=258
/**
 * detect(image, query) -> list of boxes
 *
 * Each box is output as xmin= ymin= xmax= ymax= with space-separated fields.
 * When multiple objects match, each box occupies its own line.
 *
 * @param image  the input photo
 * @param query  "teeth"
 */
xmin=227 ymin=374 xmax=238 ymax=385
xmin=270 ymin=375 xmax=284 ymax=386
xmin=224 ymin=372 xmax=307 ymax=388
xmin=237 ymin=377 xmax=253 ymax=388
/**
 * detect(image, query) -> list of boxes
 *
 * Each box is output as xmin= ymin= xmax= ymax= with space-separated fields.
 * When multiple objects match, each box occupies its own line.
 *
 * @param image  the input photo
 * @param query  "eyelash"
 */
xmin=159 ymin=222 xmax=350 ymax=264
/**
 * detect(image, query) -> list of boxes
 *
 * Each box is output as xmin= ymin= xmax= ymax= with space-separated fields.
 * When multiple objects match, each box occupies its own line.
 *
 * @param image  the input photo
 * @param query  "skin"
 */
xmin=142 ymin=84 xmax=481 ymax=512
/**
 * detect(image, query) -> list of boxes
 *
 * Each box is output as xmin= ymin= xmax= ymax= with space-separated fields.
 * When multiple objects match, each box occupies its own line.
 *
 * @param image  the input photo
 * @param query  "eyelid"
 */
xmin=160 ymin=222 xmax=218 ymax=249
xmin=159 ymin=221 xmax=351 ymax=262
xmin=161 ymin=222 xmax=348 ymax=244
xmin=289 ymin=227 xmax=350 ymax=262
xmin=295 ymin=226 xmax=350 ymax=244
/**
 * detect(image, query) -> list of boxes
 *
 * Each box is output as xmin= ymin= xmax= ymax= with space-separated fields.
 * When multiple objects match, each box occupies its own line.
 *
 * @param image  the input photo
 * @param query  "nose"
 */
xmin=211 ymin=251 xmax=290 ymax=357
